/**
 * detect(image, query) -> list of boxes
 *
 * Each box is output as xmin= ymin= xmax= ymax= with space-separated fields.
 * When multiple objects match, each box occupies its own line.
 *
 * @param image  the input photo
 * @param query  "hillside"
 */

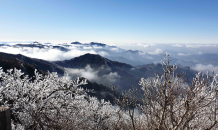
xmin=55 ymin=53 xmax=198 ymax=90
xmin=0 ymin=52 xmax=198 ymax=91
xmin=0 ymin=52 xmax=118 ymax=103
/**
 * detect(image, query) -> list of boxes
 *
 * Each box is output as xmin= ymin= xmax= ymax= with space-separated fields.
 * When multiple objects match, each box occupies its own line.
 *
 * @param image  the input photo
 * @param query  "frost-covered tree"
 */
xmin=138 ymin=53 xmax=218 ymax=130
xmin=0 ymin=68 xmax=88 ymax=129
xmin=0 ymin=68 xmax=123 ymax=130
xmin=1 ymin=52 xmax=218 ymax=130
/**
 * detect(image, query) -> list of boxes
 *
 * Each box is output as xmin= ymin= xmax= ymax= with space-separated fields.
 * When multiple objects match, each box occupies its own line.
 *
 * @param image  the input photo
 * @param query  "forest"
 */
xmin=0 ymin=53 xmax=217 ymax=130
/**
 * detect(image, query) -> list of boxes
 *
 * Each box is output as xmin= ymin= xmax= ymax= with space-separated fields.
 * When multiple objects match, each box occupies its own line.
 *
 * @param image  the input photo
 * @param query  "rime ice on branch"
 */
xmin=0 ymin=52 xmax=218 ymax=130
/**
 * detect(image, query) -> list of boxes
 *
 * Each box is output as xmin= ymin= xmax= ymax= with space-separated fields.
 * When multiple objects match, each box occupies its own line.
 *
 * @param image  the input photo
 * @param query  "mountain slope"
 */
xmin=0 ymin=52 xmax=65 ymax=76
xmin=0 ymin=52 xmax=198 ymax=92
xmin=80 ymin=78 xmax=116 ymax=104
xmin=54 ymin=53 xmax=139 ymax=90
xmin=0 ymin=52 xmax=119 ymax=103
xmin=54 ymin=53 xmax=198 ymax=90
xmin=0 ymin=53 xmax=45 ymax=77
xmin=54 ymin=53 xmax=133 ymax=69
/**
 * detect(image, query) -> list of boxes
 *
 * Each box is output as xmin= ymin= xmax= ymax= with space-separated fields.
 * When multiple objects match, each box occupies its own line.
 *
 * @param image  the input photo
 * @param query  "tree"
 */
xmin=1 ymin=52 xmax=218 ymax=130
xmin=0 ymin=68 xmax=117 ymax=129
xmin=138 ymin=53 xmax=218 ymax=130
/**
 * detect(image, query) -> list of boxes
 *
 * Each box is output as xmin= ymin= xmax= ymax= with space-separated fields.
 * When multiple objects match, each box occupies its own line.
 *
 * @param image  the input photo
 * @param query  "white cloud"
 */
xmin=66 ymin=65 xmax=98 ymax=81
xmin=192 ymin=64 xmax=218 ymax=73
xmin=185 ymin=44 xmax=218 ymax=48
xmin=99 ymin=51 xmax=109 ymax=57
xmin=65 ymin=65 xmax=120 ymax=84
xmin=102 ymin=72 xmax=120 ymax=83
xmin=147 ymin=48 xmax=163 ymax=55
xmin=177 ymin=53 xmax=188 ymax=56
xmin=172 ymin=44 xmax=184 ymax=47
xmin=0 ymin=46 xmax=97 ymax=61
xmin=139 ymin=52 xmax=153 ymax=59
xmin=83 ymin=46 xmax=93 ymax=50
xmin=2 ymin=42 xmax=218 ymax=68
xmin=92 ymin=45 xmax=103 ymax=49
xmin=110 ymin=48 xmax=119 ymax=52
xmin=143 ymin=43 xmax=157 ymax=48
xmin=198 ymin=52 xmax=202 ymax=54
xmin=143 ymin=44 xmax=150 ymax=48
xmin=145 ymin=55 xmax=153 ymax=59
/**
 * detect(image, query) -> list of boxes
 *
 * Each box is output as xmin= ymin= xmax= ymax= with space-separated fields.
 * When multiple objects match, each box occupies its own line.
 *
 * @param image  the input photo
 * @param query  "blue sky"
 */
xmin=0 ymin=0 xmax=218 ymax=44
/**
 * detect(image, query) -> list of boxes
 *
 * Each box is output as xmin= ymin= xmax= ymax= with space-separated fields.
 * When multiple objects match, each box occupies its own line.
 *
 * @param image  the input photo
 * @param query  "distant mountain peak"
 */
xmin=54 ymin=53 xmax=133 ymax=71
xmin=89 ymin=42 xmax=106 ymax=47
xmin=73 ymin=53 xmax=106 ymax=64
xmin=127 ymin=50 xmax=142 ymax=53
xmin=71 ymin=42 xmax=107 ymax=47
xmin=33 ymin=41 xmax=40 ymax=44
xmin=82 ymin=53 xmax=102 ymax=57
xmin=44 ymin=42 xmax=52 ymax=45
xmin=71 ymin=41 xmax=82 ymax=45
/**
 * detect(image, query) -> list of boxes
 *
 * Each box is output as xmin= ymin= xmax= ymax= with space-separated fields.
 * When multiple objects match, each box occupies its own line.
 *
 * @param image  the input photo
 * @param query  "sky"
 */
xmin=0 ymin=0 xmax=218 ymax=44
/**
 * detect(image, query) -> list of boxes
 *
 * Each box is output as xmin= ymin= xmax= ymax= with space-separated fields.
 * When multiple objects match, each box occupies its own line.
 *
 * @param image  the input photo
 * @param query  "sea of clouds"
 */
xmin=1 ymin=41 xmax=218 ymax=73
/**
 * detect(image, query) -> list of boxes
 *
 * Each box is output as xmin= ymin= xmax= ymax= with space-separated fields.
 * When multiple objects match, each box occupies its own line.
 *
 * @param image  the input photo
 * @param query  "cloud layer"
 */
xmin=1 ymin=42 xmax=218 ymax=69
xmin=0 ymin=45 xmax=97 ymax=61
xmin=66 ymin=65 xmax=120 ymax=85
xmin=192 ymin=64 xmax=218 ymax=73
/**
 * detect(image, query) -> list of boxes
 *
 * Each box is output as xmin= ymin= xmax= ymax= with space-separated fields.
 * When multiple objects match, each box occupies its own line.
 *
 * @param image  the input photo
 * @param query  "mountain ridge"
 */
xmin=0 ymin=52 xmax=198 ymax=91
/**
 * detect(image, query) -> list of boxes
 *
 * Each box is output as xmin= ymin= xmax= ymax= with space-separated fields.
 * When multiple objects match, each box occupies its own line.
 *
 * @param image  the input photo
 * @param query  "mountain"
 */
xmin=0 ymin=41 xmax=193 ymax=67
xmin=80 ymin=78 xmax=117 ymax=104
xmin=105 ymin=56 xmax=145 ymax=66
xmin=13 ymin=43 xmax=46 ymax=49
xmin=0 ymin=52 xmax=65 ymax=76
xmin=71 ymin=41 xmax=82 ymax=45
xmin=0 ymin=52 xmax=118 ymax=103
xmin=71 ymin=42 xmax=107 ymax=47
xmin=0 ymin=53 xmax=45 ymax=78
xmin=54 ymin=53 xmax=139 ymax=90
xmin=12 ymin=43 xmax=70 ymax=52
xmin=0 ymin=51 xmax=198 ymax=92
xmin=127 ymin=50 xmax=142 ymax=54
xmin=89 ymin=42 xmax=107 ymax=47
xmin=54 ymin=53 xmax=132 ymax=69
xmin=129 ymin=63 xmax=196 ymax=82
xmin=178 ymin=53 xmax=218 ymax=66
xmin=54 ymin=53 xmax=198 ymax=90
